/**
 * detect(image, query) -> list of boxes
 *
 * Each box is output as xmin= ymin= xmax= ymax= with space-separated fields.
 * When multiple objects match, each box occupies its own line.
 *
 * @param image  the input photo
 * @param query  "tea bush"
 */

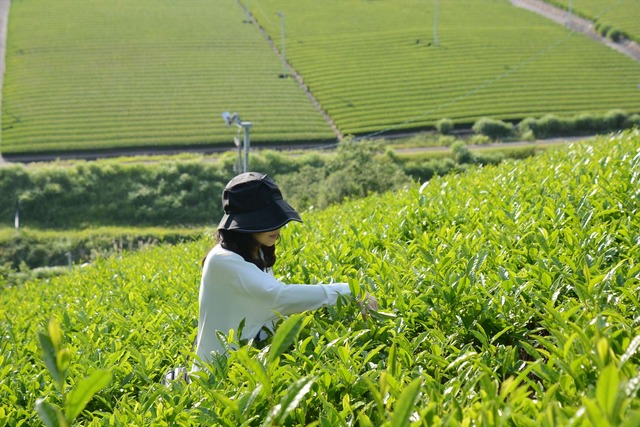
xmin=1 ymin=130 xmax=639 ymax=425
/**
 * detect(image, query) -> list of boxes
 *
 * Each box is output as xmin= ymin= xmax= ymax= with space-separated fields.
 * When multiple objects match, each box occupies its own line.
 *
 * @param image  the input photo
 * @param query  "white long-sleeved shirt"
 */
xmin=193 ymin=244 xmax=351 ymax=367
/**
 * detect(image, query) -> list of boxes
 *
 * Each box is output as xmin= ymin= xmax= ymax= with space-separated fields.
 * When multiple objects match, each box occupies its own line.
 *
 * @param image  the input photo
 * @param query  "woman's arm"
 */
xmin=238 ymin=264 xmax=351 ymax=315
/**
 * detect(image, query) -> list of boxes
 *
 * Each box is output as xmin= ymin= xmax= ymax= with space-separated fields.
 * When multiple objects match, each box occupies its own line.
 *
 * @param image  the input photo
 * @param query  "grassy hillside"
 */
xmin=0 ymin=0 xmax=335 ymax=155
xmin=1 ymin=130 xmax=638 ymax=424
xmin=543 ymin=0 xmax=640 ymax=42
xmin=252 ymin=0 xmax=640 ymax=136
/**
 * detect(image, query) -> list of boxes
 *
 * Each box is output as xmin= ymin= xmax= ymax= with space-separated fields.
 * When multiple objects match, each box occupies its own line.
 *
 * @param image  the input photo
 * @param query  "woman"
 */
xmin=194 ymin=172 xmax=377 ymax=367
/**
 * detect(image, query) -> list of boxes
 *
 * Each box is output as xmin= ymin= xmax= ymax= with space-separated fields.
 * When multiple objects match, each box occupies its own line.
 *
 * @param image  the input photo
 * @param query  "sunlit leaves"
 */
xmin=2 ymin=131 xmax=640 ymax=424
xmin=65 ymin=369 xmax=112 ymax=421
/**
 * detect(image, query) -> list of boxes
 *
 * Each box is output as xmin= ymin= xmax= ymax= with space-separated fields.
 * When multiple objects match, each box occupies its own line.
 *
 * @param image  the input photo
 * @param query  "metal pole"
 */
xmin=434 ymin=0 xmax=439 ymax=45
xmin=241 ymin=122 xmax=252 ymax=172
xmin=569 ymin=0 xmax=572 ymax=18
xmin=278 ymin=12 xmax=287 ymax=77
xmin=14 ymin=200 xmax=19 ymax=230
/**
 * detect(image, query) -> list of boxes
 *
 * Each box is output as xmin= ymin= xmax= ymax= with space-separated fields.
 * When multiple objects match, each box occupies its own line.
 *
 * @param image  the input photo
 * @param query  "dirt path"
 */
xmin=511 ymin=0 xmax=640 ymax=62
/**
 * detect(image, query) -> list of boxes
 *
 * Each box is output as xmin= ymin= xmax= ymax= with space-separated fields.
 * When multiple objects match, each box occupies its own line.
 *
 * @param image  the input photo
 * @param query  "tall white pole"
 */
xmin=569 ymin=0 xmax=572 ymax=17
xmin=241 ymin=122 xmax=252 ymax=172
xmin=434 ymin=0 xmax=439 ymax=45
xmin=14 ymin=201 xmax=19 ymax=230
xmin=278 ymin=12 xmax=287 ymax=77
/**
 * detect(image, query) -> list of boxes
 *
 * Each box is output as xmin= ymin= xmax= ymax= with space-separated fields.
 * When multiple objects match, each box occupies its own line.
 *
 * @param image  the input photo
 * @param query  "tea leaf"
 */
xmin=56 ymin=349 xmax=72 ymax=376
xmin=620 ymin=335 xmax=640 ymax=367
xmin=35 ymin=399 xmax=68 ymax=427
xmin=47 ymin=318 xmax=63 ymax=353
xmin=65 ymin=369 xmax=112 ymax=421
xmin=268 ymin=313 xmax=306 ymax=364
xmin=263 ymin=376 xmax=315 ymax=426
xmin=38 ymin=332 xmax=64 ymax=389
xmin=595 ymin=365 xmax=619 ymax=418
xmin=390 ymin=378 xmax=422 ymax=427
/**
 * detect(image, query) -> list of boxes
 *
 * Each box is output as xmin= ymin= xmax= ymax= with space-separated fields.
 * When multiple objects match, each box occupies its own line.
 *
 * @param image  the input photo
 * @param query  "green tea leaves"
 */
xmin=268 ymin=313 xmax=308 ymax=365
xmin=35 ymin=399 xmax=68 ymax=427
xmin=65 ymin=370 xmax=112 ymax=421
xmin=5 ymin=132 xmax=640 ymax=424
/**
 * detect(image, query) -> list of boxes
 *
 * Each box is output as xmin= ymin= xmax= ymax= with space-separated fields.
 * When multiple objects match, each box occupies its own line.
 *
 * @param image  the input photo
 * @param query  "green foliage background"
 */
xmin=1 ymin=130 xmax=639 ymax=425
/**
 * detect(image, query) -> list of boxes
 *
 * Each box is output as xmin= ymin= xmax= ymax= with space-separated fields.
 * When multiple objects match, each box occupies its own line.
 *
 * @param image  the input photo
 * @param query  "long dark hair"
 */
xmin=215 ymin=229 xmax=276 ymax=271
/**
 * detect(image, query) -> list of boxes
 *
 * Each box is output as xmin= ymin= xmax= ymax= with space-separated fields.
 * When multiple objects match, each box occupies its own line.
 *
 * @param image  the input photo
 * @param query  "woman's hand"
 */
xmin=359 ymin=292 xmax=378 ymax=319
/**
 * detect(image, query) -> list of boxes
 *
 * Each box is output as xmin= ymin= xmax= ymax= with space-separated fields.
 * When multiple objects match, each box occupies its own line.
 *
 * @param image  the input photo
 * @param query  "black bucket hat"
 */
xmin=217 ymin=172 xmax=302 ymax=232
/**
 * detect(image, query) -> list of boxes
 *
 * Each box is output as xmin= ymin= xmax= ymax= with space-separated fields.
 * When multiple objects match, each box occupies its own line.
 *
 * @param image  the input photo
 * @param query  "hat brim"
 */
xmin=217 ymin=198 xmax=302 ymax=232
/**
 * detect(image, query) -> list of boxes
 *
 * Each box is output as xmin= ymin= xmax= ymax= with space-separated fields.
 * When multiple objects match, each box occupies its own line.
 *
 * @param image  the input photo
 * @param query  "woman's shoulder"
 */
xmin=207 ymin=244 xmax=239 ymax=261
xmin=205 ymin=244 xmax=247 ymax=269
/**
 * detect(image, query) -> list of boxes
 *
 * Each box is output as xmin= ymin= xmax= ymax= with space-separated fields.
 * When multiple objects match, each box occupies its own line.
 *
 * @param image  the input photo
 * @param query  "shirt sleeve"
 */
xmin=227 ymin=255 xmax=351 ymax=316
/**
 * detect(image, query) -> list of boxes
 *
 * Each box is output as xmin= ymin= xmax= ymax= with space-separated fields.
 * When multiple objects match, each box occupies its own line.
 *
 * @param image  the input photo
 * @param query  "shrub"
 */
xmin=451 ymin=141 xmax=473 ymax=164
xmin=625 ymin=113 xmax=640 ymax=128
xmin=279 ymin=139 xmax=408 ymax=210
xmin=437 ymin=135 xmax=458 ymax=146
xmin=1 ymin=162 xmax=227 ymax=228
xmin=277 ymin=165 xmax=325 ymax=210
xmin=573 ymin=113 xmax=601 ymax=134
xmin=403 ymin=161 xmax=435 ymax=182
xmin=472 ymin=117 xmax=514 ymax=140
xmin=436 ymin=118 xmax=454 ymax=135
xmin=403 ymin=158 xmax=457 ymax=183
xmin=606 ymin=26 xmax=623 ymax=42
xmin=519 ymin=110 xmax=635 ymax=139
xmin=596 ymin=22 xmax=611 ymax=37
xmin=535 ymin=114 xmax=574 ymax=138
xmin=0 ymin=227 xmax=205 ymax=270
xmin=517 ymin=117 xmax=538 ymax=137
xmin=520 ymin=130 xmax=535 ymax=141
xmin=604 ymin=109 xmax=628 ymax=131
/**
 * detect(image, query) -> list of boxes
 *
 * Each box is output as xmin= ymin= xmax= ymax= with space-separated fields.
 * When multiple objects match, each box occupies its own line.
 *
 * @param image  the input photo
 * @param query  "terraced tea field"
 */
xmin=253 ymin=0 xmax=640 ymax=136
xmin=1 ymin=0 xmax=639 ymax=156
xmin=0 ymin=0 xmax=335 ymax=155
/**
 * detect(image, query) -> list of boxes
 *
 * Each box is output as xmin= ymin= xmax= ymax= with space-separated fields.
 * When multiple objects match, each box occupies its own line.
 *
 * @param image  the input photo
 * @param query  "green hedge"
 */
xmin=1 ymin=162 xmax=228 ymax=228
xmin=0 ymin=140 xmax=551 ymax=229
xmin=0 ymin=226 xmax=208 ymax=270
xmin=517 ymin=109 xmax=637 ymax=139
xmin=472 ymin=110 xmax=639 ymax=142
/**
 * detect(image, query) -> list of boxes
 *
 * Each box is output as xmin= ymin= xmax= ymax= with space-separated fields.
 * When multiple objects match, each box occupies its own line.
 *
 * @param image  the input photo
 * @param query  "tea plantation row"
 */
xmin=1 ymin=130 xmax=638 ymax=425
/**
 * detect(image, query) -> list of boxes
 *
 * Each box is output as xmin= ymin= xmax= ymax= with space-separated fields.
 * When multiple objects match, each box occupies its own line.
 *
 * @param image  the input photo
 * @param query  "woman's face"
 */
xmin=252 ymin=228 xmax=281 ymax=247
